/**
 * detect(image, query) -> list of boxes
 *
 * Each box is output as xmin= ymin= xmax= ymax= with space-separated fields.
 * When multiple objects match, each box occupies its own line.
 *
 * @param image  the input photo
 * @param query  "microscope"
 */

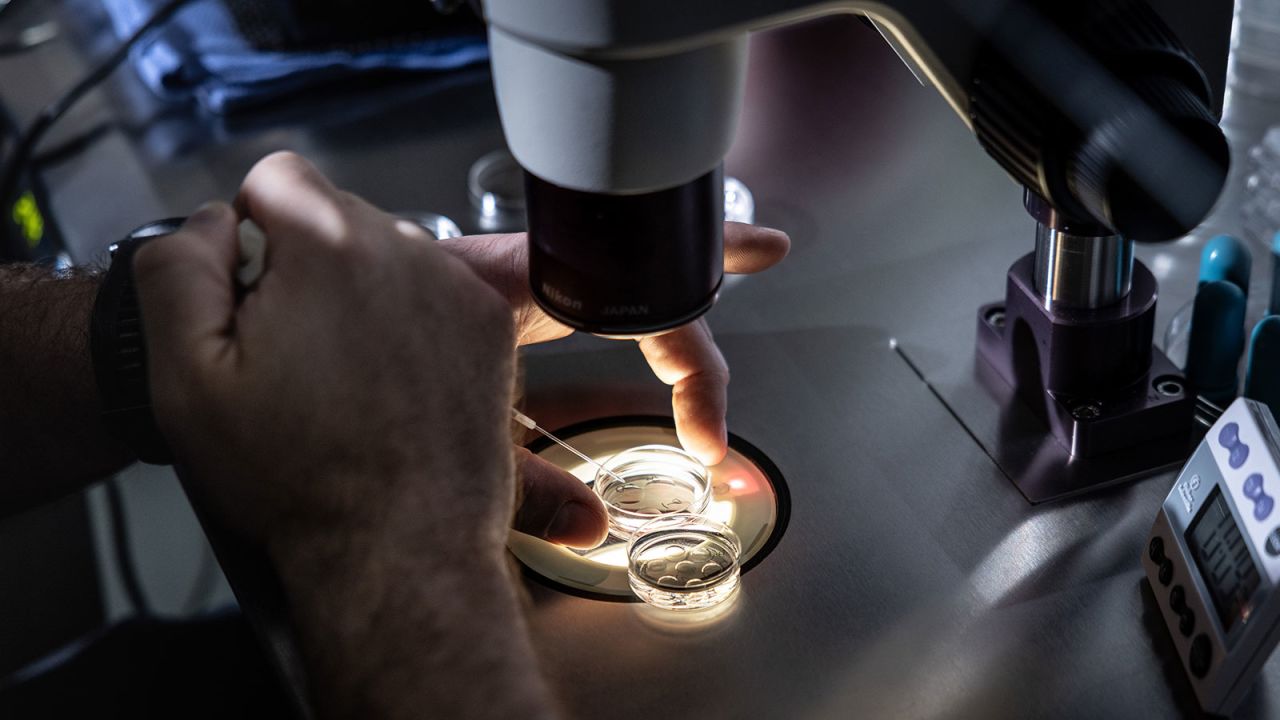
xmin=483 ymin=0 xmax=1231 ymax=499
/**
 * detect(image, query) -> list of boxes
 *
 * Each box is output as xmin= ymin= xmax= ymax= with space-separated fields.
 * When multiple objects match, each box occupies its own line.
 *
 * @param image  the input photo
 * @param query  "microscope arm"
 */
xmin=485 ymin=0 xmax=1227 ymax=243
xmin=485 ymin=0 xmax=967 ymax=194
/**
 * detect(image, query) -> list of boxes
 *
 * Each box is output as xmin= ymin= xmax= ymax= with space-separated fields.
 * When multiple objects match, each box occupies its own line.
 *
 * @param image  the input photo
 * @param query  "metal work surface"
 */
xmin=3 ymin=5 xmax=1278 ymax=719
xmin=517 ymin=19 xmax=1280 ymax=720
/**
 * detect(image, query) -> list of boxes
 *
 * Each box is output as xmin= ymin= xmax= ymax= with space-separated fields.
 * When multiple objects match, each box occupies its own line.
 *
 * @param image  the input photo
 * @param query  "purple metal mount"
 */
xmin=975 ymin=254 xmax=1195 ymax=503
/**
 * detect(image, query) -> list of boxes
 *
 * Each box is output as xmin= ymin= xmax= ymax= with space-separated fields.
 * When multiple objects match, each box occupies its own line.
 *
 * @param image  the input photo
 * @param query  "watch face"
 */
xmin=127 ymin=218 xmax=187 ymax=242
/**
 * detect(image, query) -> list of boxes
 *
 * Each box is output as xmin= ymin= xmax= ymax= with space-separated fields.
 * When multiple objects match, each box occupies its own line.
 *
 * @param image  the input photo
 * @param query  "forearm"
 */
xmin=0 ymin=265 xmax=134 ymax=512
xmin=271 ymin=485 xmax=559 ymax=720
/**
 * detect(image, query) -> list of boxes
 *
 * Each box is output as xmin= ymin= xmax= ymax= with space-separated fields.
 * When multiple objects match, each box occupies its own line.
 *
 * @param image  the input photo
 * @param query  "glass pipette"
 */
xmin=512 ymin=408 xmax=626 ymax=484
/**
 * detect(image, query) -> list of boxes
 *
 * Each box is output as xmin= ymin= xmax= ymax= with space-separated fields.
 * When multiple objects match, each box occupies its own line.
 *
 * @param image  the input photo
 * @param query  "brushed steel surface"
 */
xmin=6 ymin=6 xmax=1279 ymax=719
xmin=518 ymin=18 xmax=1280 ymax=720
xmin=1033 ymin=226 xmax=1134 ymax=310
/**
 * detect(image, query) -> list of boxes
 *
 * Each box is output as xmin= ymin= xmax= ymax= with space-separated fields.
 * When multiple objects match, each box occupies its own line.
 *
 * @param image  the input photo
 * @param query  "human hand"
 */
xmin=137 ymin=155 xmax=568 ymax=720
xmin=440 ymin=223 xmax=789 ymax=547
xmin=134 ymin=152 xmax=520 ymax=557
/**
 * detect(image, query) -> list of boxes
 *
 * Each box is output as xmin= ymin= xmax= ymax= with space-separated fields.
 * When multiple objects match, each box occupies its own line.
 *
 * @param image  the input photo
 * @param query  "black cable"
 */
xmin=0 ymin=0 xmax=196 ymax=256
xmin=27 ymin=118 xmax=115 ymax=167
xmin=105 ymin=475 xmax=153 ymax=617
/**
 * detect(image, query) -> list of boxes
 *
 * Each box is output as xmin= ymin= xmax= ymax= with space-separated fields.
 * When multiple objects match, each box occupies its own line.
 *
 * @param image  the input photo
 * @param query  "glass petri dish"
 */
xmin=468 ymin=149 xmax=527 ymax=232
xmin=507 ymin=419 xmax=788 ymax=600
xmin=723 ymin=176 xmax=755 ymax=225
xmin=627 ymin=513 xmax=742 ymax=610
xmin=594 ymin=445 xmax=711 ymax=537
xmin=398 ymin=212 xmax=463 ymax=241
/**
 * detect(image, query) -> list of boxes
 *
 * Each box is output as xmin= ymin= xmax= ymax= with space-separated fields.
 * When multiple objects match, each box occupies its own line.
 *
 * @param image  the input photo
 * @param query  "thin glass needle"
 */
xmin=512 ymin=408 xmax=626 ymax=484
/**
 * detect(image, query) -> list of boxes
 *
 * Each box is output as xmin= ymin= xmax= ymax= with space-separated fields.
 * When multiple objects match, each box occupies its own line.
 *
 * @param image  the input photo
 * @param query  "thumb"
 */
xmin=513 ymin=447 xmax=609 ymax=549
xmin=134 ymin=202 xmax=241 ymax=384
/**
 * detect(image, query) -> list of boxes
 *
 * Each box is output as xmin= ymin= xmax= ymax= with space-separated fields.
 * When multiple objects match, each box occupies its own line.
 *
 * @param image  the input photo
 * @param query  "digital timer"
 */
xmin=1143 ymin=397 xmax=1280 ymax=714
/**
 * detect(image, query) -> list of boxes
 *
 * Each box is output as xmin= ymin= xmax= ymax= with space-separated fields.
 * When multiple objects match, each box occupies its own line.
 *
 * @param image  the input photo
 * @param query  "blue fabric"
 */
xmin=100 ymin=0 xmax=489 ymax=114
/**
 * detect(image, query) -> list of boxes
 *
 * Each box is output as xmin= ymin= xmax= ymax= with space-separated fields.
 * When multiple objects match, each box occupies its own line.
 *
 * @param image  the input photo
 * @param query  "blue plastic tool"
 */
xmin=1187 ymin=279 xmax=1247 ymax=405
xmin=1200 ymin=234 xmax=1253 ymax=295
xmin=1246 ymin=315 xmax=1280 ymax=418
xmin=1270 ymin=232 xmax=1280 ymax=316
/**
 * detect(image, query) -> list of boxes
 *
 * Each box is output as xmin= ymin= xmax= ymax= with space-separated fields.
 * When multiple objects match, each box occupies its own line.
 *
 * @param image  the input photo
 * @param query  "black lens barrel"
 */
xmin=525 ymin=167 xmax=724 ymax=336
xmin=969 ymin=0 xmax=1229 ymax=242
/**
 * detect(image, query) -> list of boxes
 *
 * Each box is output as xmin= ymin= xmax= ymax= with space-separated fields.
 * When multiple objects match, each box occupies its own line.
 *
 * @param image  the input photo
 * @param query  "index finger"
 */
xmin=724 ymin=222 xmax=790 ymax=274
xmin=637 ymin=319 xmax=729 ymax=465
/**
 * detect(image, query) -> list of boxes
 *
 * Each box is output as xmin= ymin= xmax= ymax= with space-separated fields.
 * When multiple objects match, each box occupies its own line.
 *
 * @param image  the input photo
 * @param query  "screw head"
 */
xmin=1073 ymin=402 xmax=1102 ymax=421
xmin=1153 ymin=376 xmax=1184 ymax=398
xmin=985 ymin=308 xmax=1006 ymax=329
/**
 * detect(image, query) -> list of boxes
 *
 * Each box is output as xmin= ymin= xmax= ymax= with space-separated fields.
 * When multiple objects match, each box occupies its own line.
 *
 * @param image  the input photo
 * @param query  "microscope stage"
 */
xmin=509 ymin=418 xmax=788 ymax=600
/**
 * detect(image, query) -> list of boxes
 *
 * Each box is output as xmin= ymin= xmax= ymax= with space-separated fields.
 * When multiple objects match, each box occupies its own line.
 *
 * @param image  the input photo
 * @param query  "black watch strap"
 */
xmin=90 ymin=218 xmax=186 ymax=465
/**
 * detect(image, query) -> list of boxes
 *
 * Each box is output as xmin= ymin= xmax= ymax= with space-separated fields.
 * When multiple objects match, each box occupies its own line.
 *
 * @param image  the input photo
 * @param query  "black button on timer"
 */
xmin=1189 ymin=634 xmax=1212 ymax=678
xmin=1159 ymin=558 xmax=1174 ymax=586
xmin=1149 ymin=536 xmax=1165 ymax=563
xmin=1179 ymin=609 xmax=1195 ymax=637
xmin=1170 ymin=585 xmax=1186 ymax=613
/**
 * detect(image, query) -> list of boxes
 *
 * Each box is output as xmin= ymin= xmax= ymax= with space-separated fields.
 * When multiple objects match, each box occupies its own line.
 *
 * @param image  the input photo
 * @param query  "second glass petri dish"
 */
xmin=627 ymin=514 xmax=742 ymax=610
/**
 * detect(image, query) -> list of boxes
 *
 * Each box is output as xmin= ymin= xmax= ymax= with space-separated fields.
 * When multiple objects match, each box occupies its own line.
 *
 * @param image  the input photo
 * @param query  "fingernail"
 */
xmin=547 ymin=502 xmax=603 ymax=545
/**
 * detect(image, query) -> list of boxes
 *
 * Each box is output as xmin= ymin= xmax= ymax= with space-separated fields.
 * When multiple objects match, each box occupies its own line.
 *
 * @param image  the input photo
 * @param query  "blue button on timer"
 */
xmin=1245 ymin=473 xmax=1265 ymax=499
xmin=1220 ymin=422 xmax=1241 ymax=448
xmin=1219 ymin=422 xmax=1250 ymax=468
xmin=1232 ymin=443 xmax=1251 ymax=469
xmin=1257 ymin=495 xmax=1275 ymax=522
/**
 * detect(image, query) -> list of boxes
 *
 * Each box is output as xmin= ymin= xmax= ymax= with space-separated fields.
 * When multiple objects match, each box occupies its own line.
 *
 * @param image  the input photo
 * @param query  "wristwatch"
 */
xmin=89 ymin=218 xmax=185 ymax=465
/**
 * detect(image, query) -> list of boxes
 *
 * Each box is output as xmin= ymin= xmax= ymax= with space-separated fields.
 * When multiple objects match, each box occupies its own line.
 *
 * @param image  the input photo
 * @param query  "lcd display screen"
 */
xmin=1185 ymin=487 xmax=1261 ymax=632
